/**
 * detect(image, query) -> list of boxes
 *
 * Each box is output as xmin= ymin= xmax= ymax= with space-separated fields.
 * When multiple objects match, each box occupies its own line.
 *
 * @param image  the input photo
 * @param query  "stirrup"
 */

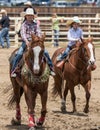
xmin=11 ymin=68 xmax=17 ymax=78
xmin=56 ymin=54 xmax=62 ymax=62
xmin=11 ymin=72 xmax=17 ymax=78
xmin=50 ymin=71 xmax=56 ymax=76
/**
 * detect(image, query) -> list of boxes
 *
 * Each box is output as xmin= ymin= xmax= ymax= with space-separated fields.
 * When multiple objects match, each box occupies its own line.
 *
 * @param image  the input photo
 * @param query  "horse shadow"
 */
xmin=52 ymin=110 xmax=88 ymax=117
xmin=5 ymin=124 xmax=28 ymax=130
xmin=5 ymin=124 xmax=50 ymax=130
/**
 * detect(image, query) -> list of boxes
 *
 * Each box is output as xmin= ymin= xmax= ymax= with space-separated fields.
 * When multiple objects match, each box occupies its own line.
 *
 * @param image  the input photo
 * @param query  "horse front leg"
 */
xmin=69 ymin=85 xmax=77 ymax=113
xmin=83 ymin=80 xmax=91 ymax=113
xmin=36 ymin=87 xmax=48 ymax=127
xmin=24 ymin=84 xmax=37 ymax=128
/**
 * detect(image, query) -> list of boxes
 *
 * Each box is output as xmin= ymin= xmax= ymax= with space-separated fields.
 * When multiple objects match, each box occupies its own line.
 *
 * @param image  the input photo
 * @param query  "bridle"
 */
xmin=67 ymin=42 xmax=95 ymax=73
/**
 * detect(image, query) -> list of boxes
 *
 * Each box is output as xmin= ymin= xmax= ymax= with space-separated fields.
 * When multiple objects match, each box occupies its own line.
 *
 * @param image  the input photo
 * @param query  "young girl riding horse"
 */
xmin=11 ymin=8 xmax=55 ymax=77
xmin=57 ymin=16 xmax=83 ymax=61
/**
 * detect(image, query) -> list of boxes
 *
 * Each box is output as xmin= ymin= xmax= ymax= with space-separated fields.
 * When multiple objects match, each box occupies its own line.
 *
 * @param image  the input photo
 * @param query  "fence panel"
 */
xmin=9 ymin=17 xmax=100 ymax=46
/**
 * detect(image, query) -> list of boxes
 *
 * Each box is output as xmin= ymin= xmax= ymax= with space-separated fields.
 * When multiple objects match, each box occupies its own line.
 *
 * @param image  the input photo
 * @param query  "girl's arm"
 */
xmin=67 ymin=30 xmax=79 ymax=41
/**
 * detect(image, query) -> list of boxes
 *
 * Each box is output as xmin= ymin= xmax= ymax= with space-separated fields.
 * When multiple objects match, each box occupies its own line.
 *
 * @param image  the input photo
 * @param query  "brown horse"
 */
xmin=52 ymin=38 xmax=96 ymax=113
xmin=9 ymin=34 xmax=50 ymax=129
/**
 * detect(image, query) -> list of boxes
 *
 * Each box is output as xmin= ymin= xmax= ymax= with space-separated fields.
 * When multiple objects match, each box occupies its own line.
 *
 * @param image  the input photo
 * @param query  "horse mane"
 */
xmin=73 ymin=37 xmax=94 ymax=53
xmin=31 ymin=33 xmax=45 ymax=47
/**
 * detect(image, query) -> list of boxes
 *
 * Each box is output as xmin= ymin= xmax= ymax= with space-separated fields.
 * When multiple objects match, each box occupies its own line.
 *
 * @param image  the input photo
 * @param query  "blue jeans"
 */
xmin=11 ymin=42 xmax=53 ymax=72
xmin=53 ymin=29 xmax=59 ymax=47
xmin=44 ymin=50 xmax=53 ymax=68
xmin=60 ymin=46 xmax=71 ymax=60
xmin=0 ymin=27 xmax=10 ymax=48
xmin=11 ymin=41 xmax=26 ymax=71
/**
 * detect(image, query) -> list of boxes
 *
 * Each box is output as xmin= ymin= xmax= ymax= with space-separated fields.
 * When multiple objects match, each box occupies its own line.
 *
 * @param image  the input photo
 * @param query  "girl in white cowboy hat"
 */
xmin=11 ymin=8 xmax=55 ymax=77
xmin=57 ymin=16 xmax=83 ymax=61
xmin=18 ymin=1 xmax=37 ymax=36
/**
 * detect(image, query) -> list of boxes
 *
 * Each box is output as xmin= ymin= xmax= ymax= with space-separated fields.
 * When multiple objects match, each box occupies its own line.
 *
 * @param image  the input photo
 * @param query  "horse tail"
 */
xmin=8 ymin=92 xmax=16 ymax=107
xmin=8 ymin=87 xmax=24 ymax=108
xmin=52 ymin=75 xmax=64 ymax=98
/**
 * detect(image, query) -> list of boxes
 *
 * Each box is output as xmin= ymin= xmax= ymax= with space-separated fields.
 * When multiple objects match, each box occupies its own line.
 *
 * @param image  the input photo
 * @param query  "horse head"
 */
xmin=78 ymin=37 xmax=96 ymax=67
xmin=24 ymin=33 xmax=46 ymax=75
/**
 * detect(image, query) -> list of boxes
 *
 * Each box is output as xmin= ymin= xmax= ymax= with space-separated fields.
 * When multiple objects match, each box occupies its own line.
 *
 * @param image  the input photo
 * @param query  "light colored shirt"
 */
xmin=67 ymin=27 xmax=83 ymax=47
xmin=52 ymin=18 xmax=59 ymax=30
xmin=20 ymin=20 xmax=41 ymax=42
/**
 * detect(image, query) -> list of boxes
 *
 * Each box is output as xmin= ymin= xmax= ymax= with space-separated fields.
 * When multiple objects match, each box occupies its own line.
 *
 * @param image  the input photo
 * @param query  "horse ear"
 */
xmin=31 ymin=34 xmax=35 ymax=41
xmin=84 ymin=37 xmax=93 ymax=44
xmin=87 ymin=37 xmax=93 ymax=42
xmin=31 ymin=34 xmax=39 ymax=42
xmin=80 ymin=38 xmax=85 ymax=43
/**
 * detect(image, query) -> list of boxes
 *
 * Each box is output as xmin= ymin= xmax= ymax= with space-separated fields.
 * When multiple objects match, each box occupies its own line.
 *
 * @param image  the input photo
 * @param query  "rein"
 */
xmin=67 ymin=47 xmax=89 ymax=74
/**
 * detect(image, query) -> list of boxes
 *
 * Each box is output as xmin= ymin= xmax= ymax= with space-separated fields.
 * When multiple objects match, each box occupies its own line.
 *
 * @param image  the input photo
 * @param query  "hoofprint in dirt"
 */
xmin=0 ymin=47 xmax=100 ymax=130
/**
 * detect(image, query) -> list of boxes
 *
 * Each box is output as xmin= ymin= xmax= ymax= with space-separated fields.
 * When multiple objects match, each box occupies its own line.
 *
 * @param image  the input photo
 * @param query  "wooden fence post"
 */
xmin=14 ymin=18 xmax=19 ymax=47
xmin=88 ymin=19 xmax=91 ymax=37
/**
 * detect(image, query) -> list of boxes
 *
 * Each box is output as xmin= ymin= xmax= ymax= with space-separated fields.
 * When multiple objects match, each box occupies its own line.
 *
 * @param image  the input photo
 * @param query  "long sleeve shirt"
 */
xmin=0 ymin=15 xmax=10 ymax=28
xmin=67 ymin=27 xmax=83 ymax=47
xmin=20 ymin=20 xmax=42 ymax=42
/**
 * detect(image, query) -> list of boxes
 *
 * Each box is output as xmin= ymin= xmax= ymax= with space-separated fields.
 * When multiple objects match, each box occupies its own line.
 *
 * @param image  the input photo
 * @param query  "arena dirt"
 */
xmin=0 ymin=46 xmax=100 ymax=130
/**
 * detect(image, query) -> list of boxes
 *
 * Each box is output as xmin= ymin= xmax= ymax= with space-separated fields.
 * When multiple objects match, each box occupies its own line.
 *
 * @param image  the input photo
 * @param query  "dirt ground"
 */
xmin=0 ymin=46 xmax=100 ymax=130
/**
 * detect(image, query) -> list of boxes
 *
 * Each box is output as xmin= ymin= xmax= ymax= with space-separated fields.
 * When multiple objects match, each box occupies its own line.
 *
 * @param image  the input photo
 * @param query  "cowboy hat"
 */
xmin=24 ymin=1 xmax=32 ymax=6
xmin=66 ymin=16 xmax=81 ymax=26
xmin=24 ymin=8 xmax=34 ymax=16
xmin=20 ymin=8 xmax=35 ymax=17
xmin=0 ymin=9 xmax=7 ymax=14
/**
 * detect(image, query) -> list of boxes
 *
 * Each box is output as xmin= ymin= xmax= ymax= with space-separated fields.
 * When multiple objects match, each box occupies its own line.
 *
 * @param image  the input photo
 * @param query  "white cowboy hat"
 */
xmin=0 ymin=9 xmax=7 ymax=14
xmin=66 ymin=16 xmax=81 ymax=26
xmin=24 ymin=1 xmax=32 ymax=6
xmin=25 ymin=8 xmax=34 ymax=16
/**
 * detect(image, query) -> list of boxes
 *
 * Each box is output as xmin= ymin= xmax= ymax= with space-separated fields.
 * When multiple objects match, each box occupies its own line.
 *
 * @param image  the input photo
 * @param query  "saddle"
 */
xmin=56 ymin=48 xmax=76 ymax=70
xmin=56 ymin=55 xmax=69 ymax=70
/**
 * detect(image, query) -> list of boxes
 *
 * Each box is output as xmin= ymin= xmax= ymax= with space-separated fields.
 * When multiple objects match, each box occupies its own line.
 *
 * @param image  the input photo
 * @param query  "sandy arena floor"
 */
xmin=0 ymin=46 xmax=100 ymax=130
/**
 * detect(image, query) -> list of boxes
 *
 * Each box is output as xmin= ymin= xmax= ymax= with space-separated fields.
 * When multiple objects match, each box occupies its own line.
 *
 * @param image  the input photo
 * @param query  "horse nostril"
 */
xmin=90 ymin=61 xmax=95 ymax=65
xmin=34 ymin=69 xmax=39 ymax=74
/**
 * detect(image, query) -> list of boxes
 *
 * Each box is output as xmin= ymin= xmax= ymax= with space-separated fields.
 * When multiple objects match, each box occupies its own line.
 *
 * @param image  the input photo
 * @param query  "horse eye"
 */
xmin=40 ymin=50 xmax=44 ymax=56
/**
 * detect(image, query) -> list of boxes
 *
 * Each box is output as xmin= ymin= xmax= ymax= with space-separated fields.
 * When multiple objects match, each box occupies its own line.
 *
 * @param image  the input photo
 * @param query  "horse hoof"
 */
xmin=36 ymin=122 xmax=43 ymax=127
xmin=11 ymin=118 xmax=21 ymax=125
xmin=61 ymin=106 xmax=66 ymax=113
xmin=73 ymin=111 xmax=78 ymax=115
xmin=84 ymin=109 xmax=89 ymax=113
xmin=36 ymin=117 xmax=45 ymax=127
xmin=29 ymin=127 xmax=36 ymax=130
xmin=36 ymin=120 xmax=43 ymax=127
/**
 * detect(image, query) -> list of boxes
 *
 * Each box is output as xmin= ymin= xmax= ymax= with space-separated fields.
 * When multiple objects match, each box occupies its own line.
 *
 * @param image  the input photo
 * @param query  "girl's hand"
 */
xmin=26 ymin=41 xmax=31 ymax=49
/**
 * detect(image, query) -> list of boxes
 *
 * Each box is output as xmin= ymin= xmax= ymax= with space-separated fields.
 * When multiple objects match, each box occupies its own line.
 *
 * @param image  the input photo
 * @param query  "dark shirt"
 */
xmin=0 ymin=15 xmax=10 ymax=28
